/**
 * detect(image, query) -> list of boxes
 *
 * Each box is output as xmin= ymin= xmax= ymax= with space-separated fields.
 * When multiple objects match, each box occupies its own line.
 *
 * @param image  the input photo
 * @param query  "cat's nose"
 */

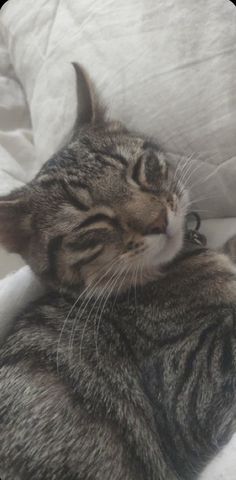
xmin=146 ymin=209 xmax=168 ymax=235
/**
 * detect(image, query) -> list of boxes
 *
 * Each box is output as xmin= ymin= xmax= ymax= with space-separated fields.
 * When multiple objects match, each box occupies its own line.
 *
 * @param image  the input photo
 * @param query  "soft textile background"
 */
xmin=0 ymin=0 xmax=236 ymax=276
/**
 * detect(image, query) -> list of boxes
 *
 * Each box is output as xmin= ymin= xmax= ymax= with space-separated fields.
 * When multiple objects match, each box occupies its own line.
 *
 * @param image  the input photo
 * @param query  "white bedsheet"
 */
xmin=0 ymin=1 xmax=236 ymax=477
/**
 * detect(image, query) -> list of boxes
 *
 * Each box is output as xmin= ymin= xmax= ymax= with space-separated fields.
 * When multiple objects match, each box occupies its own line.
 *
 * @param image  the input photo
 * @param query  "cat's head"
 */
xmin=0 ymin=64 xmax=188 ymax=295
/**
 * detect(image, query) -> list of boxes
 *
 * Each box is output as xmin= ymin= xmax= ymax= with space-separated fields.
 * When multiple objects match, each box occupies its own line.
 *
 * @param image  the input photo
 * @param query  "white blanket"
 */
xmin=0 ymin=0 xmax=236 ymax=478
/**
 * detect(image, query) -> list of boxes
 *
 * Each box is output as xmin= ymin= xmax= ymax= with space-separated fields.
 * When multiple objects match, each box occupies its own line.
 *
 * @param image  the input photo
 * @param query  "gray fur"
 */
xmin=0 ymin=64 xmax=236 ymax=479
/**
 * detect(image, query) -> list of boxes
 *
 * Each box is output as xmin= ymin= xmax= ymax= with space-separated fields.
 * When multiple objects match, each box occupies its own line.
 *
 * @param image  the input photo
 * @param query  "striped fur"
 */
xmin=0 ymin=248 xmax=236 ymax=479
xmin=0 ymin=64 xmax=236 ymax=479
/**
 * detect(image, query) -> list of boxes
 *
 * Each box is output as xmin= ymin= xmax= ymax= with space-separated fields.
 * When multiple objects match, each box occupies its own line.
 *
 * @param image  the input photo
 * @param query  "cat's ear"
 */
xmin=0 ymin=190 xmax=32 ymax=255
xmin=72 ymin=62 xmax=106 ymax=130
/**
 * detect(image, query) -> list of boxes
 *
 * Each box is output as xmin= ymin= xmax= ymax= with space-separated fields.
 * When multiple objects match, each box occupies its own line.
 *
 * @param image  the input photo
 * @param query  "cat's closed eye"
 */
xmin=131 ymin=147 xmax=168 ymax=191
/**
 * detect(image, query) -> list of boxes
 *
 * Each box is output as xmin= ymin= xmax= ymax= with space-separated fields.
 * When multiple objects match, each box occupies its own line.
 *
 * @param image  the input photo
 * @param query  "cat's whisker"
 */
xmin=177 ymin=160 xmax=203 ymax=197
xmin=85 ymin=256 xmax=122 ymax=291
xmin=135 ymin=256 xmax=145 ymax=290
xmin=181 ymin=162 xmax=203 ymax=192
xmin=175 ymin=153 xmax=194 ymax=179
xmin=113 ymin=265 xmax=133 ymax=312
xmin=169 ymin=157 xmax=184 ymax=193
xmin=111 ymin=264 xmax=131 ymax=312
xmin=189 ymin=162 xmax=226 ymax=192
xmin=76 ymin=262 xmax=123 ymax=365
xmin=185 ymin=192 xmax=219 ymax=206
xmin=176 ymin=153 xmax=195 ymax=177
xmin=187 ymin=208 xmax=212 ymax=216
xmin=56 ymin=283 xmax=92 ymax=374
xmin=183 ymin=166 xmax=206 ymax=189
xmin=180 ymin=156 xmax=225 ymax=202
xmin=68 ymin=258 xmax=121 ymax=365
xmin=93 ymin=266 xmax=123 ymax=341
xmin=175 ymin=154 xmax=196 ymax=191
xmin=140 ymin=257 xmax=145 ymax=287
xmin=94 ymin=265 xmax=129 ymax=359
xmin=94 ymin=278 xmax=118 ymax=359
xmin=171 ymin=155 xmax=191 ymax=194
xmin=80 ymin=266 xmax=122 ymax=362
xmin=56 ymin=256 xmax=121 ymax=372
xmin=186 ymin=194 xmax=219 ymax=208
xmin=175 ymin=153 xmax=208 ymax=198
xmin=111 ymin=265 xmax=134 ymax=315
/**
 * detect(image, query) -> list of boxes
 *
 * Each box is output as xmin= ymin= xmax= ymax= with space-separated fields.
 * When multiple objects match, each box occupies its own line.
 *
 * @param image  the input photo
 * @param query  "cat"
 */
xmin=0 ymin=63 xmax=236 ymax=480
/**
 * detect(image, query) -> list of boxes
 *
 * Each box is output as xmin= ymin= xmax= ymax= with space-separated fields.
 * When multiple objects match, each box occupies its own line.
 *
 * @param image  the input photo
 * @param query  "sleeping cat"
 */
xmin=0 ymin=64 xmax=236 ymax=480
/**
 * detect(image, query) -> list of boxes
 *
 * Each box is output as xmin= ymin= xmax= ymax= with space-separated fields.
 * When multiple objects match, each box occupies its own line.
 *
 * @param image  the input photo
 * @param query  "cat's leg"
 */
xmin=0 ymin=265 xmax=44 ymax=342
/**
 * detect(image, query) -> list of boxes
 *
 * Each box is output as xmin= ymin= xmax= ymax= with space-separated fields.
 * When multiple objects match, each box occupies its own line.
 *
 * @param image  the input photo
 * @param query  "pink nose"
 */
xmin=146 ymin=209 xmax=168 ymax=235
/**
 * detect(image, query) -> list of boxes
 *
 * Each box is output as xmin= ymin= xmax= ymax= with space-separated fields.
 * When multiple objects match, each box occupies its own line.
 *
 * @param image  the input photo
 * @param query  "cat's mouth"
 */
xmin=144 ymin=221 xmax=184 ymax=270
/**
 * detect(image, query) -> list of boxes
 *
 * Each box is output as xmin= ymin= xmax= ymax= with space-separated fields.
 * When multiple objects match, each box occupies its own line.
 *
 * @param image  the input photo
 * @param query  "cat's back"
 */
xmin=0 ymin=293 xmax=162 ymax=480
xmin=1 ymin=250 xmax=236 ymax=480
xmin=0 ymin=294 xmax=89 ymax=479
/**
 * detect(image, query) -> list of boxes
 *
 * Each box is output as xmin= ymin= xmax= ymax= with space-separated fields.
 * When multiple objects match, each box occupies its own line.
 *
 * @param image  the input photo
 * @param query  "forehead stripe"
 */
xmin=72 ymin=248 xmax=104 ymax=269
xmin=93 ymin=149 xmax=128 ymax=168
xmin=60 ymin=180 xmax=90 ymax=211
xmin=47 ymin=235 xmax=63 ymax=278
xmin=76 ymin=213 xmax=120 ymax=231
xmin=67 ymin=229 xmax=112 ymax=251
xmin=131 ymin=156 xmax=142 ymax=185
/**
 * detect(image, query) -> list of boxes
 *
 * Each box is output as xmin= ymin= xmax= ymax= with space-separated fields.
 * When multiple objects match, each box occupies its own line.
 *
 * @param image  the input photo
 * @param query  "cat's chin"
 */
xmin=145 ymin=225 xmax=184 ymax=270
xmin=159 ymin=227 xmax=184 ymax=264
xmin=119 ymin=232 xmax=183 ymax=292
xmin=93 ymin=230 xmax=184 ymax=296
xmin=83 ymin=216 xmax=185 ymax=297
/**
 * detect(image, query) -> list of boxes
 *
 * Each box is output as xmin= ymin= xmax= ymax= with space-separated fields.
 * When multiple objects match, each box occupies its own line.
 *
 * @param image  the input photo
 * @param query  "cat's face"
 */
xmin=0 ymin=64 xmax=188 ymax=295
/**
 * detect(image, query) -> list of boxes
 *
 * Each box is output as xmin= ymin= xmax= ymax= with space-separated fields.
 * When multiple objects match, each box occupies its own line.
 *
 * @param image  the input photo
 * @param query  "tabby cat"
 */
xmin=0 ymin=64 xmax=236 ymax=480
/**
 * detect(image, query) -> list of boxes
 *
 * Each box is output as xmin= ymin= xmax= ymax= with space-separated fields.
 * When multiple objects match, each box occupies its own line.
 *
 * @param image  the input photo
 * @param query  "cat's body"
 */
xmin=1 ymin=248 xmax=236 ymax=479
xmin=0 ymin=64 xmax=236 ymax=479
